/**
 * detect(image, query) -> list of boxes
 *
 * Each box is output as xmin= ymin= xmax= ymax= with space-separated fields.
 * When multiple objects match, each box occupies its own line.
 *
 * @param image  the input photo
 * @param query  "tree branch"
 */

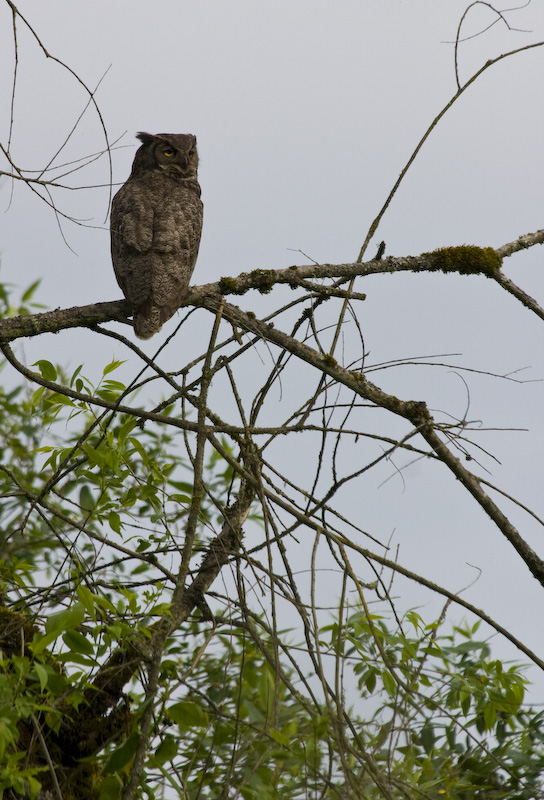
xmin=2 ymin=232 xmax=541 ymax=344
xmin=195 ymin=295 xmax=544 ymax=588
xmin=0 ymin=244 xmax=507 ymax=343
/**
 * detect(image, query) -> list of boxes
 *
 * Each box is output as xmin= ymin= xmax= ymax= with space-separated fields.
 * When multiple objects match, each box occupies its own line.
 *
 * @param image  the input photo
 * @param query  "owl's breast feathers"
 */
xmin=111 ymin=175 xmax=202 ymax=253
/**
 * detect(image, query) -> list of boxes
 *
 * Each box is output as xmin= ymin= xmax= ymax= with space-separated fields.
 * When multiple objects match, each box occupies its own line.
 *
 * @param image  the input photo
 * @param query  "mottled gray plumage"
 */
xmin=110 ymin=132 xmax=203 ymax=339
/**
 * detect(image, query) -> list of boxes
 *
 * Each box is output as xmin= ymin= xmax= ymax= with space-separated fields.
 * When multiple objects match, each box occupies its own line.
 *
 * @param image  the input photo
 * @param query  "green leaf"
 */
xmin=168 ymin=480 xmax=194 ymax=492
xmin=45 ymin=603 xmax=85 ymax=636
xmin=421 ymin=724 xmax=435 ymax=754
xmin=117 ymin=417 xmax=137 ymax=443
xmin=269 ymin=728 xmax=290 ymax=747
xmin=99 ymin=774 xmax=123 ymax=800
xmin=108 ymin=511 xmax=122 ymax=534
xmin=102 ymin=380 xmax=126 ymax=391
xmin=34 ymin=663 xmax=48 ymax=692
xmin=167 ymin=700 xmax=209 ymax=730
xmin=102 ymin=733 xmax=140 ymax=775
xmin=382 ymin=670 xmax=396 ymax=697
xmin=27 ymin=775 xmax=42 ymax=800
xmin=364 ymin=667 xmax=377 ymax=693
xmin=129 ymin=437 xmax=148 ymax=462
xmin=32 ymin=360 xmax=57 ymax=381
xmin=56 ymin=652 xmax=97 ymax=667
xmin=460 ymin=691 xmax=471 ymax=715
xmin=131 ymin=562 xmax=151 ymax=575
xmin=168 ymin=493 xmax=192 ymax=504
xmin=79 ymin=485 xmax=95 ymax=511
xmin=30 ymin=386 xmax=46 ymax=406
xmin=484 ymin=703 xmax=497 ymax=731
xmin=70 ymin=364 xmax=84 ymax=388
xmin=21 ymin=279 xmax=41 ymax=303
xmin=76 ymin=585 xmax=96 ymax=620
xmin=44 ymin=392 xmax=74 ymax=407
xmin=405 ymin=610 xmax=424 ymax=631
xmin=63 ymin=630 xmax=95 ymax=655
xmin=152 ymin=734 xmax=178 ymax=766
xmin=94 ymin=595 xmax=116 ymax=613
xmin=82 ymin=443 xmax=106 ymax=468
xmin=103 ymin=360 xmax=126 ymax=376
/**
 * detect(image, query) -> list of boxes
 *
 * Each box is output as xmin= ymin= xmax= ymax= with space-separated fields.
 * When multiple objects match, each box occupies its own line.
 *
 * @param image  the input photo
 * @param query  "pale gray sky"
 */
xmin=1 ymin=0 xmax=544 ymax=692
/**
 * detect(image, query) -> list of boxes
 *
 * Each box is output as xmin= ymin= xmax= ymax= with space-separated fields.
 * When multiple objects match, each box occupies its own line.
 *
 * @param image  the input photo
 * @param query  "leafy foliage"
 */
xmin=0 ymin=290 xmax=543 ymax=798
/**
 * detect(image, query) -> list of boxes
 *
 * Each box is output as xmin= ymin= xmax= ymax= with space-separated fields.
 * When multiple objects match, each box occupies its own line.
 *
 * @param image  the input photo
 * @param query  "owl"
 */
xmin=110 ymin=132 xmax=203 ymax=339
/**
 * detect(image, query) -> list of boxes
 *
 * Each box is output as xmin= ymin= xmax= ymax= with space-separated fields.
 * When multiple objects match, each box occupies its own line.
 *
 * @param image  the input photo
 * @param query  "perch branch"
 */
xmin=0 ymin=239 xmax=536 ymax=343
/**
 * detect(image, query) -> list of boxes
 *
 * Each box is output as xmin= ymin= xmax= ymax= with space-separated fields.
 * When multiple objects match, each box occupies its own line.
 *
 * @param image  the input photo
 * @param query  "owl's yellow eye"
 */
xmin=163 ymin=148 xmax=175 ymax=157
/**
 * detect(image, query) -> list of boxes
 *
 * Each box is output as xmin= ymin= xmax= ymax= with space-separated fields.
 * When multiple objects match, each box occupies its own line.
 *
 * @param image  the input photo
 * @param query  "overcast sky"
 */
xmin=1 ymin=0 xmax=544 ymax=694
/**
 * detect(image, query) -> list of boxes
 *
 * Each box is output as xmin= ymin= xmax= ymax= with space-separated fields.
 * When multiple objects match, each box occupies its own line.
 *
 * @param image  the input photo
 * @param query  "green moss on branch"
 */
xmin=421 ymin=245 xmax=502 ymax=277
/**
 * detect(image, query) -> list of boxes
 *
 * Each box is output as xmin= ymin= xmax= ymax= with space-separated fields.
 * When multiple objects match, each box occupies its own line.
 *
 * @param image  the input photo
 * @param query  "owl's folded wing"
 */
xmin=111 ymin=184 xmax=154 ymax=253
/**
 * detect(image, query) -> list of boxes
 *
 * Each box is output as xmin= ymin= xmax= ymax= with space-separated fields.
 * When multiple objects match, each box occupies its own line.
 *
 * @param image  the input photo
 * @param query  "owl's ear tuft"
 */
xmin=136 ymin=132 xmax=155 ymax=145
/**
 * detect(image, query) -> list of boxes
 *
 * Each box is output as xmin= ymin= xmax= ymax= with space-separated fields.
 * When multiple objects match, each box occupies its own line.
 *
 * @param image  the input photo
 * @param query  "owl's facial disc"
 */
xmin=155 ymin=142 xmax=190 ymax=174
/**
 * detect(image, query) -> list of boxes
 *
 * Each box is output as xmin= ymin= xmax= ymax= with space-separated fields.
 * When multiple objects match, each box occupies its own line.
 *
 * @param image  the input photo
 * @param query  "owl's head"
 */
xmin=131 ymin=132 xmax=199 ymax=180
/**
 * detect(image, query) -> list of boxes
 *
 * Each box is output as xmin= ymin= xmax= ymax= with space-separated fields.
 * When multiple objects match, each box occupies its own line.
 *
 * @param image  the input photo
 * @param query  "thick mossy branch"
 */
xmin=219 ymin=269 xmax=277 ymax=295
xmin=420 ymin=245 xmax=502 ymax=276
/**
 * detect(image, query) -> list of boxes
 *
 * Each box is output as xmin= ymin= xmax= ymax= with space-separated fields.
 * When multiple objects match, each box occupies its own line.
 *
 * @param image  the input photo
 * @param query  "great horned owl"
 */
xmin=110 ymin=132 xmax=203 ymax=339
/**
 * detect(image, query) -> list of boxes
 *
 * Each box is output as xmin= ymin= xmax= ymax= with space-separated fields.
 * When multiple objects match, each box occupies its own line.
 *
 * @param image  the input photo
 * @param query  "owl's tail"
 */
xmin=133 ymin=306 xmax=163 ymax=339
